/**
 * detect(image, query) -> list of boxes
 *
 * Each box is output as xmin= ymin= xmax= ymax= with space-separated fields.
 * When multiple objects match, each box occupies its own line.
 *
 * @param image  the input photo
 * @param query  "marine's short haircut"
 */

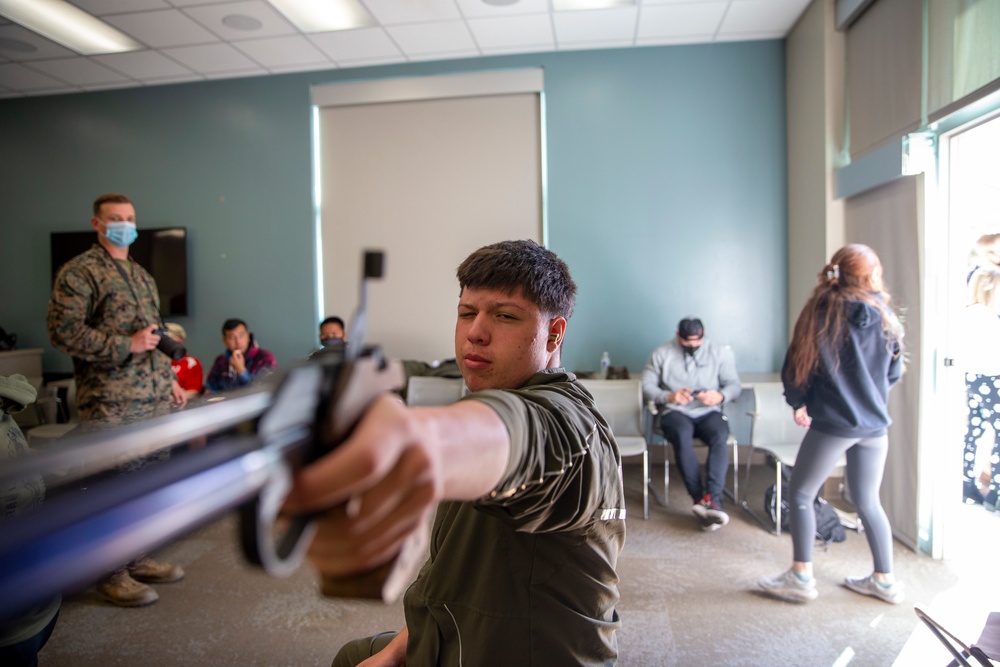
xmin=93 ymin=193 xmax=132 ymax=216
xmin=456 ymin=239 xmax=577 ymax=319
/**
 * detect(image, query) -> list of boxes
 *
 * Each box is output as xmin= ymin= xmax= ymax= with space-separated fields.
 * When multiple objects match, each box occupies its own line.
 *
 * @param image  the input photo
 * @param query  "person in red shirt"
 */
xmin=164 ymin=323 xmax=203 ymax=400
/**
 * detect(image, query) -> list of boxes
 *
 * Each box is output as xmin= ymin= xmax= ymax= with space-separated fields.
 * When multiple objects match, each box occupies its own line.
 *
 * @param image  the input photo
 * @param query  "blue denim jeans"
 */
xmin=659 ymin=410 xmax=730 ymax=505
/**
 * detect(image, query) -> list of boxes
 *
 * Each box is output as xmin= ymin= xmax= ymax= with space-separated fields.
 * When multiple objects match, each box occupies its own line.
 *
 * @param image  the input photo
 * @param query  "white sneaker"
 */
xmin=758 ymin=569 xmax=818 ymax=603
xmin=692 ymin=495 xmax=729 ymax=531
xmin=843 ymin=575 xmax=904 ymax=604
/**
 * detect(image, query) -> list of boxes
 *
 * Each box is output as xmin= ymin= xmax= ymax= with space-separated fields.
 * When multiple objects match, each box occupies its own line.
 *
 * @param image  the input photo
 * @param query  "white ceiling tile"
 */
xmin=480 ymin=42 xmax=555 ymax=57
xmin=332 ymin=53 xmax=407 ymax=67
xmin=714 ymin=31 xmax=783 ymax=42
xmin=636 ymin=34 xmax=713 ymax=46
xmin=554 ymin=7 xmax=637 ymax=45
xmin=80 ymin=80 xmax=139 ymax=91
xmin=386 ymin=21 xmax=477 ymax=56
xmin=558 ymin=38 xmax=633 ymax=51
xmin=0 ymin=63 xmax=73 ymax=90
xmin=720 ymin=0 xmax=809 ymax=35
xmin=309 ymin=27 xmax=402 ymax=62
xmin=467 ymin=15 xmax=554 ymax=50
xmin=167 ymin=0 xmax=235 ymax=5
xmin=0 ymin=0 xmax=805 ymax=97
xmin=636 ymin=2 xmax=726 ymax=39
xmin=93 ymin=50 xmax=194 ymax=78
xmin=234 ymin=35 xmax=331 ymax=68
xmin=364 ymin=0 xmax=462 ymax=25
xmin=203 ymin=67 xmax=269 ymax=80
xmin=142 ymin=72 xmax=204 ymax=83
xmin=70 ymin=0 xmax=170 ymax=15
xmin=183 ymin=1 xmax=298 ymax=40
xmin=104 ymin=9 xmax=221 ymax=47
xmin=161 ymin=42 xmax=261 ymax=72
xmin=266 ymin=60 xmax=337 ymax=73
xmin=29 ymin=57 xmax=131 ymax=85
xmin=0 ymin=25 xmax=77 ymax=60
xmin=455 ymin=0 xmax=550 ymax=19
xmin=406 ymin=48 xmax=478 ymax=62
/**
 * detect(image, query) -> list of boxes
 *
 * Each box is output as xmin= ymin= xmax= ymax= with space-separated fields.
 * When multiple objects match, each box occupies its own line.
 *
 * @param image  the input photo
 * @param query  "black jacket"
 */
xmin=782 ymin=300 xmax=903 ymax=438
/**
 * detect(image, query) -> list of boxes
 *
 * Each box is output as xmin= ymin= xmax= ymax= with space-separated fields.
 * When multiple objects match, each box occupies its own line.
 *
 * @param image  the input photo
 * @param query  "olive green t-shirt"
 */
xmin=403 ymin=369 xmax=626 ymax=666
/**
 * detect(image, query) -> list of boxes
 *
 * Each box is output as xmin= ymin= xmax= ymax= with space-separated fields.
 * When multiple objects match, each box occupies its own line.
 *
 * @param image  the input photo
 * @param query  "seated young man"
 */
xmin=205 ymin=318 xmax=277 ymax=393
xmin=284 ymin=239 xmax=626 ymax=666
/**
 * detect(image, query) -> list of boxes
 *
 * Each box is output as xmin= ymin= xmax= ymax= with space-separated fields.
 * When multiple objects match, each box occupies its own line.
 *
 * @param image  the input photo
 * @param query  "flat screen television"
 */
xmin=50 ymin=227 xmax=189 ymax=316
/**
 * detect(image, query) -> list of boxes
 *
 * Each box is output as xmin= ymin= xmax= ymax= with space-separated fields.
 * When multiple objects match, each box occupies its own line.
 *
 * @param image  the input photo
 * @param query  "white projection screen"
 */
xmin=314 ymin=70 xmax=543 ymax=363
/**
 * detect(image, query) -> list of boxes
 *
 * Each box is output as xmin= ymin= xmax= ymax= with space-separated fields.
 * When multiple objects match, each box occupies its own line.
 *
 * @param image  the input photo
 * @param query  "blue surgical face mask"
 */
xmin=101 ymin=220 xmax=138 ymax=248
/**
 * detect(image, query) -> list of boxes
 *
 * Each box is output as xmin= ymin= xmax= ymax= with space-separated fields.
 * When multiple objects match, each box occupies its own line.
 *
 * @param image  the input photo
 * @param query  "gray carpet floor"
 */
xmin=34 ymin=464 xmax=997 ymax=666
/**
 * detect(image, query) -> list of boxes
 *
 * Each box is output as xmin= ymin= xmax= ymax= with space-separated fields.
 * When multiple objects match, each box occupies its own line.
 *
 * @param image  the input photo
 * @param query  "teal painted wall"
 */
xmin=0 ymin=41 xmax=786 ymax=379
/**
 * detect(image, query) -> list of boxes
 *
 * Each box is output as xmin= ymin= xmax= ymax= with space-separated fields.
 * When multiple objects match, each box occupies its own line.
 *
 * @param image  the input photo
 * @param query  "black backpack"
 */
xmin=764 ymin=484 xmax=847 ymax=545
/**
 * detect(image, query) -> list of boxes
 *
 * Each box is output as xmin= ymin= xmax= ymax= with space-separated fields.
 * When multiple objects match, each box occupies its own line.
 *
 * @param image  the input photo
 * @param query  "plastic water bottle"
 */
xmin=600 ymin=351 xmax=610 ymax=379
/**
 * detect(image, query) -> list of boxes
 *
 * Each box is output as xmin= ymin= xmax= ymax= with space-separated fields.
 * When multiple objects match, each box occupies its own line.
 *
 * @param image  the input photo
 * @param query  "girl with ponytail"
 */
xmin=759 ymin=244 xmax=906 ymax=605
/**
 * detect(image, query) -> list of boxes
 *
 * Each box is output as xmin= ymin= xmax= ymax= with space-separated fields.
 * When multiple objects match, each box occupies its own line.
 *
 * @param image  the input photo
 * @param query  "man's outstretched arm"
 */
xmin=283 ymin=394 xmax=510 ymax=578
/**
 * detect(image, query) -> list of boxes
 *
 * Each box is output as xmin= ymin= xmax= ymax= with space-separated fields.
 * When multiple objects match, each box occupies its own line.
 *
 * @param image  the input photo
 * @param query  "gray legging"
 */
xmin=788 ymin=429 xmax=894 ymax=573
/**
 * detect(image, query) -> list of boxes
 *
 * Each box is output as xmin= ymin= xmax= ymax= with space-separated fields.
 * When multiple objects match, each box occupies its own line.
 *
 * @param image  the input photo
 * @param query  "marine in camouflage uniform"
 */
xmin=47 ymin=245 xmax=175 ymax=468
xmin=47 ymin=193 xmax=185 ymax=607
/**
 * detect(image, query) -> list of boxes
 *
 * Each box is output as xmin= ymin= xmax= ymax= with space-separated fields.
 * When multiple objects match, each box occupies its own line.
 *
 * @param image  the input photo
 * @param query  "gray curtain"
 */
xmin=844 ymin=174 xmax=923 ymax=551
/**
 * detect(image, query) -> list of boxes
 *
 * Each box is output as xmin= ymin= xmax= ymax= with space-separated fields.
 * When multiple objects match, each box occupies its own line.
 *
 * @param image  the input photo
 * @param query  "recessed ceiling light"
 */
xmin=0 ymin=0 xmax=143 ymax=55
xmin=483 ymin=0 xmax=520 ymax=6
xmin=0 ymin=36 xmax=36 ymax=52
xmin=268 ymin=0 xmax=375 ymax=32
xmin=221 ymin=14 xmax=263 ymax=31
xmin=553 ymin=0 xmax=635 ymax=10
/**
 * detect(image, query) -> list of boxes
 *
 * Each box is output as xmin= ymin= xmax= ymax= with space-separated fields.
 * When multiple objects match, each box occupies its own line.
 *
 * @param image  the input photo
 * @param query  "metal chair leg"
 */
xmin=647 ymin=450 xmax=669 ymax=508
xmin=642 ymin=450 xmax=649 ymax=519
xmin=731 ymin=441 xmax=739 ymax=502
xmin=739 ymin=445 xmax=781 ymax=534
xmin=774 ymin=461 xmax=784 ymax=535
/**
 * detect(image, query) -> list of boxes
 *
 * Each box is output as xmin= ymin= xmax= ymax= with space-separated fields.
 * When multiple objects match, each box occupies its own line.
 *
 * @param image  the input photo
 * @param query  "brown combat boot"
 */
xmin=96 ymin=570 xmax=159 ymax=607
xmin=128 ymin=556 xmax=185 ymax=584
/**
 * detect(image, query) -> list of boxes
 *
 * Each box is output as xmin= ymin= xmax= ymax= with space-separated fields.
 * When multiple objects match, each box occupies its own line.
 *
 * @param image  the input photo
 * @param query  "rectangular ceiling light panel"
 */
xmin=268 ymin=0 xmax=375 ymax=32
xmin=0 ymin=0 xmax=143 ymax=54
xmin=553 ymin=0 xmax=635 ymax=10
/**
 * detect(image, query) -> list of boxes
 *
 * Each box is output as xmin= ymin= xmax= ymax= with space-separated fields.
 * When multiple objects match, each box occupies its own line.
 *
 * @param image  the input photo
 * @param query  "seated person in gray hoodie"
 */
xmin=642 ymin=317 xmax=742 ymax=530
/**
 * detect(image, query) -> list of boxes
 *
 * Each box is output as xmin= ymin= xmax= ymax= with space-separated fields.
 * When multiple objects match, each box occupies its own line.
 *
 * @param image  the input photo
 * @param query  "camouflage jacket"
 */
xmin=0 ymin=374 xmax=61 ymax=645
xmin=47 ymin=245 xmax=174 ymax=425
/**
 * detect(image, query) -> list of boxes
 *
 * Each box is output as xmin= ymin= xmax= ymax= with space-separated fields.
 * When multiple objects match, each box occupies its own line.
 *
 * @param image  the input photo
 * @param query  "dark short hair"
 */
xmin=320 ymin=316 xmax=345 ymax=331
xmin=222 ymin=318 xmax=247 ymax=334
xmin=93 ymin=193 xmax=132 ymax=216
xmin=677 ymin=317 xmax=704 ymax=340
xmin=456 ymin=240 xmax=576 ymax=319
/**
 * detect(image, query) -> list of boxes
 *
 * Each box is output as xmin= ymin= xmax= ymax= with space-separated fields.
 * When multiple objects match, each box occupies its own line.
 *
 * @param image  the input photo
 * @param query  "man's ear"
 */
xmin=547 ymin=317 xmax=567 ymax=350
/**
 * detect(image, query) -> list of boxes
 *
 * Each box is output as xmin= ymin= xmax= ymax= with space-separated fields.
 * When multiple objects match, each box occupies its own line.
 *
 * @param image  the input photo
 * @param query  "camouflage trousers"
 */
xmin=79 ymin=398 xmax=174 ymax=473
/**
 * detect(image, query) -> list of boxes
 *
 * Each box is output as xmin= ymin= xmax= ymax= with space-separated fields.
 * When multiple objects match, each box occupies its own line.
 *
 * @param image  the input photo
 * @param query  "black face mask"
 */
xmin=681 ymin=344 xmax=699 ymax=357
